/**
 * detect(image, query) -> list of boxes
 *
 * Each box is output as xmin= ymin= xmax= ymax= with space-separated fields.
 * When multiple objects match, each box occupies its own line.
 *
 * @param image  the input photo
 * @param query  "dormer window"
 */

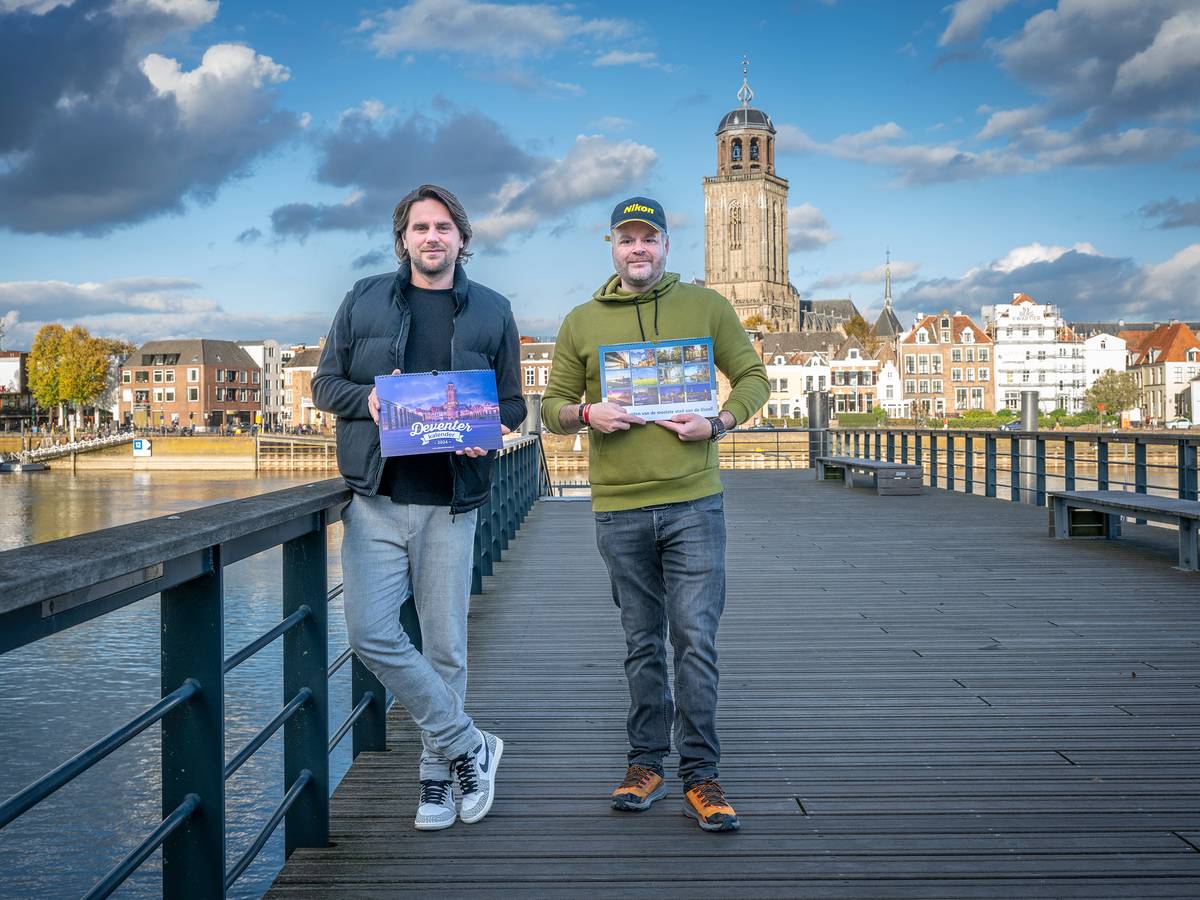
xmin=1188 ymin=348 xmax=1199 ymax=362
xmin=940 ymin=317 xmax=950 ymax=329
xmin=962 ymin=330 xmax=973 ymax=343
xmin=848 ymin=349 xmax=859 ymax=359
xmin=774 ymin=355 xmax=785 ymax=365
xmin=917 ymin=330 xmax=928 ymax=344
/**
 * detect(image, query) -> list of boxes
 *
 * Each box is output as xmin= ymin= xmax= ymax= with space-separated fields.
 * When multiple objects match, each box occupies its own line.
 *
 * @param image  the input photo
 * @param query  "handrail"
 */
xmin=0 ymin=433 xmax=549 ymax=898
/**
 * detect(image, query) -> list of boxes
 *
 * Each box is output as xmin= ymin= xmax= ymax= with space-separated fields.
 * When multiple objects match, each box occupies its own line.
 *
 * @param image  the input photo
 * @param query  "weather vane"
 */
xmin=737 ymin=55 xmax=753 ymax=108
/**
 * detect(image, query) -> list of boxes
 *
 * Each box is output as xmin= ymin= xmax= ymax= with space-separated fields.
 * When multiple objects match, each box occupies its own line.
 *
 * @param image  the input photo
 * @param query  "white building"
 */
xmin=829 ymin=338 xmax=879 ymax=415
xmin=763 ymin=351 xmax=829 ymax=420
xmin=875 ymin=357 xmax=910 ymax=419
xmin=984 ymin=292 xmax=1085 ymax=413
xmin=1082 ymin=333 xmax=1127 ymax=389
xmin=239 ymin=339 xmax=284 ymax=428
xmin=520 ymin=341 xmax=555 ymax=393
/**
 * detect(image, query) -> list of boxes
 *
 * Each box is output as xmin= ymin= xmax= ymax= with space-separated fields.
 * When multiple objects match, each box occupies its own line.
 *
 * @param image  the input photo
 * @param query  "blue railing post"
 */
xmin=351 ymin=656 xmax=388 ymax=757
xmin=1182 ymin=441 xmax=1198 ymax=501
xmin=160 ymin=553 xmax=224 ymax=900
xmin=901 ymin=432 xmax=909 ymax=464
xmin=1097 ymin=438 xmax=1109 ymax=490
xmin=930 ymin=434 xmax=939 ymax=489
xmin=1064 ymin=437 xmax=1076 ymax=491
xmin=945 ymin=433 xmax=955 ymax=492
xmin=1035 ymin=437 xmax=1047 ymax=507
xmin=282 ymin=524 xmax=329 ymax=857
xmin=964 ymin=435 xmax=974 ymax=495
xmin=886 ymin=431 xmax=895 ymax=462
xmin=985 ymin=434 xmax=997 ymax=498
xmin=1135 ymin=440 xmax=1147 ymax=494
xmin=1009 ymin=437 xmax=1020 ymax=502
xmin=853 ymin=431 xmax=861 ymax=457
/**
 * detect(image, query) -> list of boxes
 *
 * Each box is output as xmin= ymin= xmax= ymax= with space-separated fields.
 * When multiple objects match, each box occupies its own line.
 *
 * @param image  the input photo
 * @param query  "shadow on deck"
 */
xmin=269 ymin=471 xmax=1200 ymax=898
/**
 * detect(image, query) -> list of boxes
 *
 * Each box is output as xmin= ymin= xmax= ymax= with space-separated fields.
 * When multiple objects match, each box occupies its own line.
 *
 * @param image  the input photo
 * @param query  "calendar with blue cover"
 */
xmin=375 ymin=370 xmax=503 ymax=457
xmin=598 ymin=337 xmax=718 ymax=422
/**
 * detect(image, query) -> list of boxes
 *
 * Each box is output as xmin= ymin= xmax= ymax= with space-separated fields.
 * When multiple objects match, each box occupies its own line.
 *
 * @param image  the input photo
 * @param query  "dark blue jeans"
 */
xmin=594 ymin=492 xmax=726 ymax=784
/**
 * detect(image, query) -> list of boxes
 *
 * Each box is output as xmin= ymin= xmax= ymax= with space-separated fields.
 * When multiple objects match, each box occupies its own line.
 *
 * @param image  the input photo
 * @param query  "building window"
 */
xmin=749 ymin=138 xmax=759 ymax=161
xmin=971 ymin=388 xmax=984 ymax=408
xmin=966 ymin=367 xmax=975 ymax=381
xmin=941 ymin=330 xmax=950 ymax=343
xmin=965 ymin=348 xmax=974 ymax=362
xmin=252 ymin=371 xmax=260 ymax=384
xmin=122 ymin=371 xmax=131 ymax=383
xmin=153 ymin=370 xmax=163 ymax=383
xmin=188 ymin=387 xmax=198 ymax=402
xmin=979 ymin=348 xmax=989 ymax=362
xmin=917 ymin=330 xmax=928 ymax=344
xmin=216 ymin=387 xmax=225 ymax=401
xmin=728 ymin=203 xmax=742 ymax=250
xmin=252 ymin=390 xmax=260 ymax=402
xmin=956 ymin=388 xmax=968 ymax=408
xmin=165 ymin=370 xmax=175 ymax=383
xmin=239 ymin=371 xmax=247 ymax=383
xmin=951 ymin=348 xmax=962 ymax=362
xmin=731 ymin=138 xmax=742 ymax=162
xmin=940 ymin=316 xmax=950 ymax=329
xmin=931 ymin=357 xmax=943 ymax=374
xmin=539 ymin=368 xmax=549 ymax=386
xmin=165 ymin=389 xmax=175 ymax=402
xmin=524 ymin=368 xmax=535 ymax=387
xmin=188 ymin=368 xmax=199 ymax=382
xmin=932 ymin=379 xmax=943 ymax=393
xmin=951 ymin=368 xmax=962 ymax=382
xmin=918 ymin=380 xmax=929 ymax=393
xmin=935 ymin=398 xmax=945 ymax=414
xmin=905 ymin=379 xmax=916 ymax=394
xmin=917 ymin=354 xmax=929 ymax=373
xmin=216 ymin=370 xmax=225 ymax=382
xmin=154 ymin=388 xmax=164 ymax=402
xmin=904 ymin=355 xmax=915 ymax=374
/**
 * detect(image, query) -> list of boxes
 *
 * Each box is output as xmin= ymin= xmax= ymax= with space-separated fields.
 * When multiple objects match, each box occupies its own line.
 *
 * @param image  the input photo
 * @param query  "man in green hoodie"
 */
xmin=542 ymin=196 xmax=769 ymax=832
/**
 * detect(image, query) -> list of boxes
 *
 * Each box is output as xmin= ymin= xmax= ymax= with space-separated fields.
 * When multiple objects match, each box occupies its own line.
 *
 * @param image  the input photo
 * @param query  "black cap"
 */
xmin=610 ymin=196 xmax=667 ymax=234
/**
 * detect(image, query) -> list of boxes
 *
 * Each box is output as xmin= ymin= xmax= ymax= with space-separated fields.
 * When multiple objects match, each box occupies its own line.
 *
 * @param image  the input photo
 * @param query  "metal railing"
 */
xmin=8 ymin=432 xmax=135 ymax=463
xmin=0 ymin=435 xmax=546 ymax=898
xmin=829 ymin=427 xmax=1199 ymax=505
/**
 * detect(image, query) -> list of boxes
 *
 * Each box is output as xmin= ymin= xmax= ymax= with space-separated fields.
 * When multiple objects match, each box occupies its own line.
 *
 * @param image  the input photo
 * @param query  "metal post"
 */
xmin=351 ymin=656 xmax=387 ymax=757
xmin=1135 ymin=439 xmax=1148 ymax=523
xmin=806 ymin=392 xmax=829 ymax=467
xmin=160 ymin=553 xmax=224 ymax=900
xmin=522 ymin=393 xmax=543 ymax=436
xmin=985 ymin=434 xmax=997 ymax=498
xmin=1064 ymin=437 xmax=1076 ymax=491
xmin=930 ymin=434 xmax=940 ymax=489
xmin=886 ymin=431 xmax=895 ymax=463
xmin=282 ymin=525 xmax=329 ymax=857
xmin=1019 ymin=390 xmax=1039 ymax=504
xmin=1097 ymin=438 xmax=1109 ymax=490
xmin=1181 ymin=441 xmax=1198 ymax=501
xmin=1035 ymin=437 xmax=1047 ymax=507
xmin=964 ymin=435 xmax=974 ymax=495
xmin=901 ymin=432 xmax=909 ymax=464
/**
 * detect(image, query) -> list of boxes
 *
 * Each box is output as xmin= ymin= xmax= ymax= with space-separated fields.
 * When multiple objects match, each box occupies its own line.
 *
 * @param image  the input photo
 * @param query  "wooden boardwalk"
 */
xmin=269 ymin=471 xmax=1200 ymax=898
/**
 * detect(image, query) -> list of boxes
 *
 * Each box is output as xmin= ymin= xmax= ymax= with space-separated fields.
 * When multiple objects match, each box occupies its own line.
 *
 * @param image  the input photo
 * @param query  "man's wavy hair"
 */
xmin=393 ymin=184 xmax=473 ymax=265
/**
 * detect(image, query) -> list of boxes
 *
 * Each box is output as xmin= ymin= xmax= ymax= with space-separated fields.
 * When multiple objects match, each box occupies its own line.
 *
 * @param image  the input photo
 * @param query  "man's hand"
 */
xmin=368 ymin=369 xmax=403 ymax=424
xmin=656 ymin=413 xmax=714 ymax=442
xmin=457 ymin=425 xmax=511 ymax=457
xmin=588 ymin=402 xmax=646 ymax=433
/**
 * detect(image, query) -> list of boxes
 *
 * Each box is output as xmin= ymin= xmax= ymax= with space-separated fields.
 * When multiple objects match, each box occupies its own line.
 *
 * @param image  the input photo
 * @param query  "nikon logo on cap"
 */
xmin=610 ymin=195 xmax=668 ymax=234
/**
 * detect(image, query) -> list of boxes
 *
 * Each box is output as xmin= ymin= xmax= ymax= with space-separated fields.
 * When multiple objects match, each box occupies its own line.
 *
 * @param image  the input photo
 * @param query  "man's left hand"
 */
xmin=457 ymin=424 xmax=511 ymax=457
xmin=655 ymin=413 xmax=712 ymax=442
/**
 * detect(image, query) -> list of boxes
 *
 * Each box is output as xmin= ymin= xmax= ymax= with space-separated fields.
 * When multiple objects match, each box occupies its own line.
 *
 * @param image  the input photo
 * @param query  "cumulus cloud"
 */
xmin=939 ymin=0 xmax=1018 ymax=46
xmin=472 ymin=134 xmax=657 ymax=246
xmin=363 ymin=0 xmax=630 ymax=60
xmin=1140 ymin=196 xmax=1200 ymax=229
xmin=811 ymin=259 xmax=920 ymax=291
xmin=0 ymin=0 xmax=297 ymax=235
xmin=898 ymin=240 xmax=1200 ymax=324
xmin=788 ymin=203 xmax=836 ymax=251
xmin=271 ymin=106 xmax=539 ymax=241
xmin=0 ymin=277 xmax=332 ymax=347
xmin=235 ymin=227 xmax=262 ymax=244
xmin=352 ymin=247 xmax=391 ymax=270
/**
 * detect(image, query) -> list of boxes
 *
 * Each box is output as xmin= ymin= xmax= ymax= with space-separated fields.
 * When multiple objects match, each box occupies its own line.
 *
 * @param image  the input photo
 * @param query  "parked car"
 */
xmin=997 ymin=419 xmax=1022 ymax=432
xmin=1165 ymin=417 xmax=1192 ymax=430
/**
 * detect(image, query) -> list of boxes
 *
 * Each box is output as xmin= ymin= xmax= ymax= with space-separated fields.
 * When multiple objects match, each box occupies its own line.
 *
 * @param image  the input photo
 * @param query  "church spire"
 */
xmin=884 ymin=248 xmax=893 ymax=310
xmin=737 ymin=55 xmax=754 ymax=108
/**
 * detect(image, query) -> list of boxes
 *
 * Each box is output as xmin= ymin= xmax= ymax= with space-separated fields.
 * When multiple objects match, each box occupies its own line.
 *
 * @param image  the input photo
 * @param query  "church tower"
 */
xmin=703 ymin=59 xmax=797 ymax=331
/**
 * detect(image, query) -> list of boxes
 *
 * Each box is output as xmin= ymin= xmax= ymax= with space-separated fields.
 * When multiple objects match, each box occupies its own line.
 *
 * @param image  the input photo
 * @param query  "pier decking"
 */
xmin=269 ymin=471 xmax=1200 ymax=898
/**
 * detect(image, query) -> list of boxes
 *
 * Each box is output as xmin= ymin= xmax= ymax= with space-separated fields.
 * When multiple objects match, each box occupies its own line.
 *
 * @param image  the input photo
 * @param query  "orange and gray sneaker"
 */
xmin=683 ymin=779 xmax=741 ymax=832
xmin=611 ymin=764 xmax=667 ymax=811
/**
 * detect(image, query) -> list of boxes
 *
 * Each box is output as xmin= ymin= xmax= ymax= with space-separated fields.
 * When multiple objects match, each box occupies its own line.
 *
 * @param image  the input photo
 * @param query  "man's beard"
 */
xmin=619 ymin=258 xmax=664 ymax=289
xmin=411 ymin=249 xmax=455 ymax=278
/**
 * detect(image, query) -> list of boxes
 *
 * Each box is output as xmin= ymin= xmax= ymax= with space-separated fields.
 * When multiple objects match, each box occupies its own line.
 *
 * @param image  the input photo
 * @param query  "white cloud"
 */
xmin=594 ymin=51 xmax=656 ymax=66
xmin=365 ymin=0 xmax=630 ymax=60
xmin=1141 ymin=242 xmax=1200 ymax=303
xmin=787 ymin=203 xmax=836 ymax=251
xmin=141 ymin=44 xmax=289 ymax=129
xmin=1114 ymin=9 xmax=1200 ymax=95
xmin=812 ymin=259 xmax=920 ymax=291
xmin=591 ymin=115 xmax=633 ymax=132
xmin=939 ymin=0 xmax=1017 ymax=46
xmin=473 ymin=134 xmax=657 ymax=246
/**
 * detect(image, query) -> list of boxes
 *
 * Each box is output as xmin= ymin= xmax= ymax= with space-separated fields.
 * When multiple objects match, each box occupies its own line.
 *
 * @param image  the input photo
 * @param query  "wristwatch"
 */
xmin=707 ymin=415 xmax=728 ymax=442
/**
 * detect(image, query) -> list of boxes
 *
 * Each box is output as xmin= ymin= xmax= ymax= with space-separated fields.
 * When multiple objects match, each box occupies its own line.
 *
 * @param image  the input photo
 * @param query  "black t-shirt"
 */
xmin=381 ymin=286 xmax=455 ymax=505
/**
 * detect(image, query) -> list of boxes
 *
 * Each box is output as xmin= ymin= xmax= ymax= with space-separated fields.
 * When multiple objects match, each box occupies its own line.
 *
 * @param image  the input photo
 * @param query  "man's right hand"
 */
xmin=587 ymin=401 xmax=646 ymax=433
xmin=368 ymin=369 xmax=403 ymax=425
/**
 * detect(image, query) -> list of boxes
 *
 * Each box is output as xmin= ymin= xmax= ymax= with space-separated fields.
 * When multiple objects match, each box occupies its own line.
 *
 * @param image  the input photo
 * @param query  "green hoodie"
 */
xmin=543 ymin=272 xmax=769 ymax=511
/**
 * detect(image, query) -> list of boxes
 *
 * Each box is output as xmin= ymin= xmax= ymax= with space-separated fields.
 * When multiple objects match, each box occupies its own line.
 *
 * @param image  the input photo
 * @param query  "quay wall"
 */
xmin=46 ymin=436 xmax=257 ymax=471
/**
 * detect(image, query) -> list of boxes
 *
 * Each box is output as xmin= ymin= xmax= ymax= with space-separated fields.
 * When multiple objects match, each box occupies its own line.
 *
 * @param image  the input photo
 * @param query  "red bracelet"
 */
xmin=581 ymin=403 xmax=591 ymax=426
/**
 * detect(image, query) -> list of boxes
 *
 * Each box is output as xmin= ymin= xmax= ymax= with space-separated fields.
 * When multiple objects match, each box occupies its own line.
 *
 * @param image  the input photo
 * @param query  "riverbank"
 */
xmin=45 ymin=435 xmax=258 ymax=470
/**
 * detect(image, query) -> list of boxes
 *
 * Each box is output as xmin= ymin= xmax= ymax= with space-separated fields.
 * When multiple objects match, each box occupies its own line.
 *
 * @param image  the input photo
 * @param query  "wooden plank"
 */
xmin=269 ymin=471 xmax=1200 ymax=898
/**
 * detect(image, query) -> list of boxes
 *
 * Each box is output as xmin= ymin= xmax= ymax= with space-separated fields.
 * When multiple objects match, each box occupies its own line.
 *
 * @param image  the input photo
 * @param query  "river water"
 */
xmin=0 ymin=470 xmax=353 ymax=899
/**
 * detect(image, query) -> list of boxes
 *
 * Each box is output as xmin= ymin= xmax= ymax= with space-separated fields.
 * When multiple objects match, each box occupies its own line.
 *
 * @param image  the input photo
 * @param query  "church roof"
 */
xmin=872 ymin=305 xmax=903 ymax=337
xmin=717 ymin=107 xmax=776 ymax=134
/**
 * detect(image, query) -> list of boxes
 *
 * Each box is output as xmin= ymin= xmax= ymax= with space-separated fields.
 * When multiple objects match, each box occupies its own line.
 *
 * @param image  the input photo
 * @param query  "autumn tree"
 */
xmin=742 ymin=314 xmax=769 ymax=331
xmin=1084 ymin=370 xmax=1140 ymax=418
xmin=843 ymin=313 xmax=882 ymax=357
xmin=27 ymin=324 xmax=132 ymax=432
xmin=27 ymin=324 xmax=68 ymax=424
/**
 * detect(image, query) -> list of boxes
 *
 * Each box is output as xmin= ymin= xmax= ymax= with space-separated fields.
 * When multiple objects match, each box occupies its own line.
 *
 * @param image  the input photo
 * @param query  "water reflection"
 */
xmin=0 ymin=470 xmax=351 ymax=899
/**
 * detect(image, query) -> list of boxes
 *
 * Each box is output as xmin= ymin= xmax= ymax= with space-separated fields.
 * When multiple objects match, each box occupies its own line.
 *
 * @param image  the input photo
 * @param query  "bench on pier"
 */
xmin=1048 ymin=490 xmax=1200 ymax=572
xmin=815 ymin=455 xmax=924 ymax=496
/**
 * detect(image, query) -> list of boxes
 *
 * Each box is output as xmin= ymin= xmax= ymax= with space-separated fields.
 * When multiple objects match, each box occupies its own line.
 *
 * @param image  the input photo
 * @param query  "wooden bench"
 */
xmin=1049 ymin=490 xmax=1200 ymax=572
xmin=815 ymin=456 xmax=924 ymax=496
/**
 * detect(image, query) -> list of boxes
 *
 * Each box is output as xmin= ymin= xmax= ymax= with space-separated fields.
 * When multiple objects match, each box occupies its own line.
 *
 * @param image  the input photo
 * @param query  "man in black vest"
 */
xmin=313 ymin=184 xmax=525 ymax=830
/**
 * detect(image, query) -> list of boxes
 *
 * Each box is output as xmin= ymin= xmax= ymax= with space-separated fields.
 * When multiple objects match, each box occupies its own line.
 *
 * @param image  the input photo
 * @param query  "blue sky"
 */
xmin=1 ymin=0 xmax=1197 ymax=350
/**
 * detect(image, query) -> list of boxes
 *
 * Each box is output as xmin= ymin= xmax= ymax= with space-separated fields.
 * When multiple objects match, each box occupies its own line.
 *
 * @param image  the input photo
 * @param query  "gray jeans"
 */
xmin=340 ymin=493 xmax=481 ymax=779
xmin=594 ymin=493 xmax=727 ymax=784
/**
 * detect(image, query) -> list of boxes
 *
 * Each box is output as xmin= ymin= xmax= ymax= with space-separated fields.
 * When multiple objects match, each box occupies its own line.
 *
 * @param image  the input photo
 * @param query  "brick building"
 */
xmin=901 ymin=311 xmax=994 ymax=417
xmin=284 ymin=346 xmax=323 ymax=430
xmin=118 ymin=339 xmax=261 ymax=430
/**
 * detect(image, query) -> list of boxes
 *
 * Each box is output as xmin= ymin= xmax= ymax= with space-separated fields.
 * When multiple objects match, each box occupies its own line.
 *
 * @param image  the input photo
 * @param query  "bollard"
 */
xmin=523 ymin=393 xmax=543 ymax=436
xmin=1019 ymin=390 xmax=1039 ymax=504
xmin=807 ymin=391 xmax=830 ymax=467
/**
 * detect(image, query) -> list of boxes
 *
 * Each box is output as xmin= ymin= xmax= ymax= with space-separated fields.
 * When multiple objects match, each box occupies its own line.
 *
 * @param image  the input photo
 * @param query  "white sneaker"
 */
xmin=414 ymin=779 xmax=456 ymax=831
xmin=452 ymin=731 xmax=503 ymax=824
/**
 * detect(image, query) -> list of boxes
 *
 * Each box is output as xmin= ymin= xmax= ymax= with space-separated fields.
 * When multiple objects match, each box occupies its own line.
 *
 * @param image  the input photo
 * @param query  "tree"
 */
xmin=844 ymin=314 xmax=882 ymax=357
xmin=27 ymin=324 xmax=130 ymax=431
xmin=742 ymin=314 xmax=769 ymax=331
xmin=27 ymin=324 xmax=68 ymax=423
xmin=1084 ymin=370 xmax=1139 ymax=417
